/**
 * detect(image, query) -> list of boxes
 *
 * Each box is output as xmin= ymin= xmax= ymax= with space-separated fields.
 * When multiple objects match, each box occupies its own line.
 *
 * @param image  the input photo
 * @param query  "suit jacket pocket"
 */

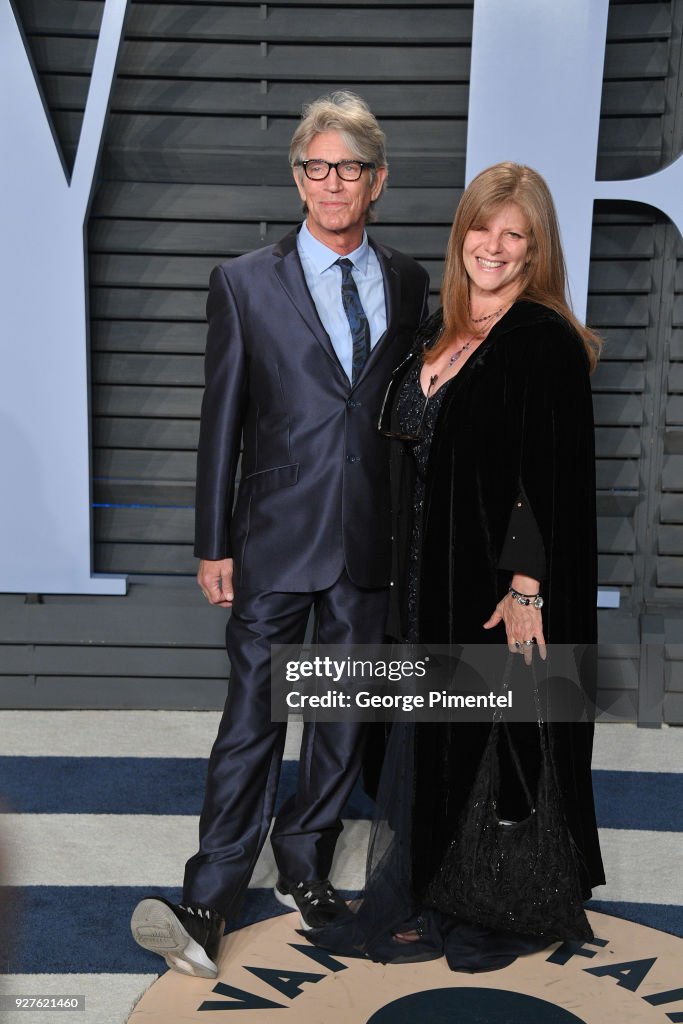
xmin=240 ymin=463 xmax=299 ymax=496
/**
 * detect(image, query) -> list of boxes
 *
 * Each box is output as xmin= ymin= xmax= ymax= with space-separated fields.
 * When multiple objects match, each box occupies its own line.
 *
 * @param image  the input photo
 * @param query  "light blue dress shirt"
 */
xmin=297 ymin=221 xmax=388 ymax=382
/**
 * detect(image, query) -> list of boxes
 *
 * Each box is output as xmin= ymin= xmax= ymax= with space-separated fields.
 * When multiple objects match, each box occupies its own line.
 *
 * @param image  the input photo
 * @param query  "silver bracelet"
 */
xmin=509 ymin=586 xmax=543 ymax=609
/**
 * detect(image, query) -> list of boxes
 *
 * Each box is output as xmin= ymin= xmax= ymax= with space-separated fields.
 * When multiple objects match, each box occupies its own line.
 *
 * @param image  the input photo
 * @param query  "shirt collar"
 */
xmin=298 ymin=221 xmax=370 ymax=276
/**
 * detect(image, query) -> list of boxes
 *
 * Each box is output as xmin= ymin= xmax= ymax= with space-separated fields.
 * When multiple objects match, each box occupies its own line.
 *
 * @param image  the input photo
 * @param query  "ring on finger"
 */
xmin=523 ymin=639 xmax=534 ymax=647
xmin=514 ymin=641 xmax=522 ymax=649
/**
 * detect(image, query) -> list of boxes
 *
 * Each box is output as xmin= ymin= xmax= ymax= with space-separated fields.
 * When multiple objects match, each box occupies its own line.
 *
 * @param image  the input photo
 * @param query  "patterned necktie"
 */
xmin=336 ymin=257 xmax=371 ymax=383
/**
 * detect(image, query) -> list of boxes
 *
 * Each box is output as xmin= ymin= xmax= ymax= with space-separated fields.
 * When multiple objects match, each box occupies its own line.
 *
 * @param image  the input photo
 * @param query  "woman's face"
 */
xmin=462 ymin=202 xmax=530 ymax=305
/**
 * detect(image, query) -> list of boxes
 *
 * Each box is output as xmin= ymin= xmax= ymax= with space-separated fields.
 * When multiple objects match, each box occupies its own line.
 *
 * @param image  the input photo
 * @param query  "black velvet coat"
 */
xmin=383 ymin=300 xmax=605 ymax=898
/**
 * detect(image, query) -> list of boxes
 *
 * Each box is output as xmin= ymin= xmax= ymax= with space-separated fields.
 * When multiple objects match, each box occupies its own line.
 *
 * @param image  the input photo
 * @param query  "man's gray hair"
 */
xmin=289 ymin=91 xmax=388 ymax=217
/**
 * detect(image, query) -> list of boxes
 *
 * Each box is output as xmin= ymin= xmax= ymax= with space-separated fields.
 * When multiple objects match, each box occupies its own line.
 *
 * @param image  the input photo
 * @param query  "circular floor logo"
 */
xmin=129 ymin=910 xmax=683 ymax=1023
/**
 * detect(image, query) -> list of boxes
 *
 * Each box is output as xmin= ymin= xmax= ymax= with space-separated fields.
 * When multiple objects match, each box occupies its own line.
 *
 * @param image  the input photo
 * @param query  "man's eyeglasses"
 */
xmin=297 ymin=159 xmax=376 ymax=182
xmin=379 ymin=373 xmax=438 ymax=442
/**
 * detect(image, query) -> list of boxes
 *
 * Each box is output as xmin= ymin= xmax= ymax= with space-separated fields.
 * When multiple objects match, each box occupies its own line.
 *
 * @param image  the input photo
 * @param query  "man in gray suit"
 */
xmin=131 ymin=91 xmax=429 ymax=978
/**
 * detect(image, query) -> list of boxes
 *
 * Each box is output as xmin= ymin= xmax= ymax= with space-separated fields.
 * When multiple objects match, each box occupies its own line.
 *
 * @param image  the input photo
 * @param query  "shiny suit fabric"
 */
xmin=183 ymin=229 xmax=430 ymax=919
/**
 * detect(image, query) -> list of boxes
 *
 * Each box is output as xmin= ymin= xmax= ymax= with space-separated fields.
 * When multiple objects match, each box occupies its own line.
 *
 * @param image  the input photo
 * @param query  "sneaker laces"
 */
xmin=296 ymin=881 xmax=338 ymax=906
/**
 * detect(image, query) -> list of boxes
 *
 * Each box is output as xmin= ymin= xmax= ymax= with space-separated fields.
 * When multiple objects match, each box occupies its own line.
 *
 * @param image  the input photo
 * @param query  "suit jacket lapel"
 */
xmin=272 ymin=229 xmax=345 ymax=374
xmin=355 ymin=237 xmax=400 ymax=382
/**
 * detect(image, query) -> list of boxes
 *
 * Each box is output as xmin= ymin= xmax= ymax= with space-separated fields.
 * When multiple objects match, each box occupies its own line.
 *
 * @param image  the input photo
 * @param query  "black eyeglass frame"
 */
xmin=296 ymin=159 xmax=377 ymax=181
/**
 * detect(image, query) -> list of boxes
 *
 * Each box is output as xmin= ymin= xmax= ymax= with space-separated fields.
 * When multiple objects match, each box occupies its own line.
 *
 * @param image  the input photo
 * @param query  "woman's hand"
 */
xmin=483 ymin=575 xmax=546 ymax=664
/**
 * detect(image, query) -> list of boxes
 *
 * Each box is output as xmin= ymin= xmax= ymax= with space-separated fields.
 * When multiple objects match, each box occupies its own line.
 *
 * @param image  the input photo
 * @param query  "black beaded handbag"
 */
xmin=425 ymin=665 xmax=593 ymax=943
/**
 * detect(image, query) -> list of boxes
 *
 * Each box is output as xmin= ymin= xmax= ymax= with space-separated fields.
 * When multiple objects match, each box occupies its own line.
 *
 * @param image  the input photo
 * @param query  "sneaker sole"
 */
xmin=131 ymin=899 xmax=218 ymax=979
xmin=272 ymin=885 xmax=313 ymax=931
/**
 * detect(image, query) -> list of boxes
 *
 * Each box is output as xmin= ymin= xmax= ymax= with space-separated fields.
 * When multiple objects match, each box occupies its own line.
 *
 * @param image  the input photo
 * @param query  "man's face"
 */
xmin=294 ymin=130 xmax=387 ymax=252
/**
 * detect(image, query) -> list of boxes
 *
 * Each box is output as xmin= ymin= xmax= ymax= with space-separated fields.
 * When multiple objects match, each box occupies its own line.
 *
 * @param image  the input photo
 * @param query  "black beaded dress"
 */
xmin=395 ymin=358 xmax=452 ymax=643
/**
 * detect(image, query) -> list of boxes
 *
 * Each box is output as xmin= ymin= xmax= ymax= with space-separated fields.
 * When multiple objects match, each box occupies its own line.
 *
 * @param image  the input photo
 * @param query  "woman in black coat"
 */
xmin=313 ymin=162 xmax=605 ymax=970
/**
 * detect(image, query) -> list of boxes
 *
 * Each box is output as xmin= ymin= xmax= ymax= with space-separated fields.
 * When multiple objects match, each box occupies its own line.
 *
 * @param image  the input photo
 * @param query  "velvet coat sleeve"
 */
xmin=418 ymin=301 xmax=597 ymax=646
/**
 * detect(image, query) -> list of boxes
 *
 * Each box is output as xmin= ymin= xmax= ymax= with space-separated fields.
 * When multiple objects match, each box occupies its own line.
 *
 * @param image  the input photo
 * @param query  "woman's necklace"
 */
xmin=429 ymin=305 xmax=506 ymax=386
xmin=470 ymin=305 xmax=503 ymax=324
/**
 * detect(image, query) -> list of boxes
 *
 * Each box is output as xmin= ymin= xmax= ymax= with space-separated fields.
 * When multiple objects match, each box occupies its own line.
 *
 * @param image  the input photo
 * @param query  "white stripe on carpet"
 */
xmin=4 ymin=812 xmax=681 ymax=906
xmin=592 ymin=723 xmax=683 ymax=773
xmin=0 ymin=711 xmax=304 ymax=761
xmin=2 ymin=713 xmax=682 ymax=773
xmin=2 ymin=815 xmax=370 ymax=890
xmin=2 ymin=974 xmax=155 ymax=1024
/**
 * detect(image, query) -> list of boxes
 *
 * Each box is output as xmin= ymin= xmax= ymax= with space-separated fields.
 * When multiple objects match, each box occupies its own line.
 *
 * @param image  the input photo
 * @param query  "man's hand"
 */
xmin=197 ymin=558 xmax=234 ymax=607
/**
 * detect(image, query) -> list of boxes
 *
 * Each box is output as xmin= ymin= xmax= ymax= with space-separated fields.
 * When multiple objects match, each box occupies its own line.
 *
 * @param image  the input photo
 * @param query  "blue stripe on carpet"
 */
xmin=591 ymin=770 xmax=683 ymax=831
xmin=588 ymin=900 xmax=683 ymax=939
xmin=3 ymin=759 xmax=681 ymax=831
xmin=0 ymin=758 xmax=376 ymax=819
xmin=2 ymin=886 xmax=359 ymax=974
xmin=4 ymin=886 xmax=682 ymax=974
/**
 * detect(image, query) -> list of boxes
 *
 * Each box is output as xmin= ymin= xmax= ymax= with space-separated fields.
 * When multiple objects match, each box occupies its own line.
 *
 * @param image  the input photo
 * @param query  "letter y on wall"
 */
xmin=0 ymin=0 xmax=128 ymax=593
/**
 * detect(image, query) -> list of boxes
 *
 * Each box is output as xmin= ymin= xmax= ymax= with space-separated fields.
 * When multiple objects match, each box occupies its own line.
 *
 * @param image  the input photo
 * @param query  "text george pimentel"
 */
xmin=285 ymin=690 xmax=512 ymax=710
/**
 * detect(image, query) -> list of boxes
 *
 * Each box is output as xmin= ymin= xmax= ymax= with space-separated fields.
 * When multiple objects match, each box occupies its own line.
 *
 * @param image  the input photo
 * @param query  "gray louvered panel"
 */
xmin=663 ymin=429 xmax=683 ymax=454
xmin=48 ymin=75 xmax=471 ymax=117
xmin=92 ymin=183 xmax=461 ymax=223
xmin=93 ymin=385 xmax=201 ymax=418
xmin=94 ymin=417 xmax=199 ymax=450
xmin=91 ymin=288 xmax=206 ymax=321
xmin=597 ymin=117 xmax=666 ymax=160
xmin=97 ymin=150 xmax=463 ymax=188
xmin=595 ymin=460 xmax=640 ymax=490
xmin=0 ymin=590 xmax=222 ymax=646
xmin=658 ymin=525 xmax=683 ymax=554
xmin=596 ymin=329 xmax=647 ymax=361
xmin=594 ymin=427 xmax=641 ymax=458
xmin=91 ymin=252 xmax=439 ymax=290
xmin=596 ymin=493 xmax=639 ymax=516
xmin=1 ymin=643 xmax=226 ymax=677
xmin=587 ymin=259 xmax=652 ymax=292
xmin=600 ymin=79 xmax=665 ymax=116
xmin=69 ymin=111 xmax=467 ymax=153
xmin=598 ymin=555 xmax=635 ymax=585
xmin=660 ymin=494 xmax=683 ymax=522
xmin=96 ymin=449 xmax=196 ymax=481
xmin=96 ymin=542 xmax=196 ymax=574
xmin=31 ymin=38 xmax=473 ymax=80
xmin=666 ymin=364 xmax=683 ymax=392
xmin=124 ymin=4 xmax=474 ymax=42
xmin=590 ymin=361 xmax=646 ymax=391
xmin=592 ymin=394 xmax=644 ymax=426
xmin=93 ymin=353 xmax=204 ymax=386
xmin=662 ymin=455 xmax=683 ymax=491
xmin=597 ymin=516 xmax=636 ymax=552
xmin=95 ymin=506 xmax=194 ymax=543
xmin=587 ymin=294 xmax=650 ymax=327
xmin=24 ymin=0 xmax=473 ymax=41
xmin=0 ymin=676 xmax=228 ymax=711
xmin=91 ymin=254 xmax=219 ymax=288
xmin=666 ymin=664 xmax=683 ymax=693
xmin=45 ymin=74 xmax=666 ymax=121
xmin=663 ymin=395 xmax=683 ymax=423
xmin=94 ymin=481 xmax=195 ymax=506
xmin=672 ymin=295 xmax=683 ymax=325
xmin=606 ymin=3 xmax=671 ymax=38
xmin=603 ymin=40 xmax=669 ymax=78
xmin=92 ymin=321 xmax=206 ymax=354
xmin=657 ymin=558 xmax=683 ymax=586
xmin=89 ymin=220 xmax=452 ymax=259
xmin=668 ymin=329 xmax=683 ymax=358
xmin=590 ymin=225 xmax=655 ymax=258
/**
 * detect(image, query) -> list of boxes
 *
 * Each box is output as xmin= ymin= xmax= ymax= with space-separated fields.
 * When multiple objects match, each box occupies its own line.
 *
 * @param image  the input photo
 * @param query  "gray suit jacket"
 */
xmin=194 ymin=227 xmax=430 ymax=592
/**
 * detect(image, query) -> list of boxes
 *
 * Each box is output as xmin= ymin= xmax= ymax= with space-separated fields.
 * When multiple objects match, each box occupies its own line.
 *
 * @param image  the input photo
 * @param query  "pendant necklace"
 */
xmin=429 ymin=304 xmax=506 ymax=388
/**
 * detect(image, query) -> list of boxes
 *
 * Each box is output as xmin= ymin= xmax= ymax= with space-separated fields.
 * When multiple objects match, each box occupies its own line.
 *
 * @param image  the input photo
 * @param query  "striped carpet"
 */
xmin=1 ymin=711 xmax=681 ymax=1024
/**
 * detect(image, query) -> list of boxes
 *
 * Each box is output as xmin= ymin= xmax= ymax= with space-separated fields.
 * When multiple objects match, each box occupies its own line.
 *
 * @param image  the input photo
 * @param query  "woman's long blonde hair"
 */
xmin=432 ymin=162 xmax=602 ymax=371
